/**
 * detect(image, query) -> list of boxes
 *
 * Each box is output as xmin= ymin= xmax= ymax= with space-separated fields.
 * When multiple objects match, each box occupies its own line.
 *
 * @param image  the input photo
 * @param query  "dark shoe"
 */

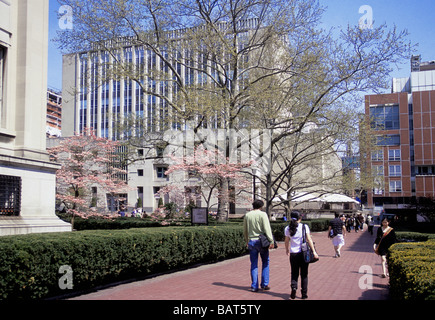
xmin=262 ymin=285 xmax=271 ymax=291
xmin=251 ymin=288 xmax=259 ymax=292
xmin=302 ymin=294 xmax=308 ymax=299
xmin=290 ymin=289 xmax=296 ymax=300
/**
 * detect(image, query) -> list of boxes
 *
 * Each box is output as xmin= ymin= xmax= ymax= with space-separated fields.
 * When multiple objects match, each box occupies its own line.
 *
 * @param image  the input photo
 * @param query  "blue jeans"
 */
xmin=248 ymin=239 xmax=270 ymax=290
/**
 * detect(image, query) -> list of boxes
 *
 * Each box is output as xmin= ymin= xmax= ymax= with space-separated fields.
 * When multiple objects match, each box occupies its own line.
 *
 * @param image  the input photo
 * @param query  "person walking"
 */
xmin=366 ymin=214 xmax=374 ymax=235
xmin=358 ymin=213 xmax=365 ymax=231
xmin=345 ymin=215 xmax=353 ymax=233
xmin=328 ymin=213 xmax=346 ymax=258
xmin=373 ymin=218 xmax=397 ymax=278
xmin=353 ymin=214 xmax=360 ymax=232
xmin=243 ymin=200 xmax=274 ymax=292
xmin=285 ymin=211 xmax=319 ymax=300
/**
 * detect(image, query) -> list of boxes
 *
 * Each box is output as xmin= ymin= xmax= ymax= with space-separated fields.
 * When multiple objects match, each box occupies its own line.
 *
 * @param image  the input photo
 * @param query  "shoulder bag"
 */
xmin=259 ymin=234 xmax=271 ymax=248
xmin=301 ymin=224 xmax=319 ymax=263
xmin=374 ymin=227 xmax=393 ymax=255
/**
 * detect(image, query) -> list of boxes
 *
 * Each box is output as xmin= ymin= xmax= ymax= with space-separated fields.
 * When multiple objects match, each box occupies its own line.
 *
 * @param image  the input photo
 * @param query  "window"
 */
xmin=389 ymin=165 xmax=401 ymax=177
xmin=371 ymin=150 xmax=384 ymax=161
xmin=388 ymin=149 xmax=401 ymax=161
xmin=156 ymin=146 xmax=165 ymax=158
xmin=389 ymin=181 xmax=402 ymax=192
xmin=137 ymin=149 xmax=144 ymax=157
xmin=156 ymin=167 xmax=167 ymax=179
xmin=370 ymin=105 xmax=400 ymax=130
xmin=373 ymin=165 xmax=384 ymax=176
xmin=0 ymin=175 xmax=22 ymax=217
xmin=416 ymin=166 xmax=435 ymax=176
xmin=376 ymin=135 xmax=400 ymax=146
xmin=137 ymin=169 xmax=144 ymax=177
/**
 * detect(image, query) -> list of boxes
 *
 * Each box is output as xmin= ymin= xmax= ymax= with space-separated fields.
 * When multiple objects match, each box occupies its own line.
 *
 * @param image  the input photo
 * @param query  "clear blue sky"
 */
xmin=47 ymin=0 xmax=435 ymax=91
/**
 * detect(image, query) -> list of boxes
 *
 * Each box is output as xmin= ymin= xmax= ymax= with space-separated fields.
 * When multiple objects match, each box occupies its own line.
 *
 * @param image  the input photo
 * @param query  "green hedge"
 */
xmin=388 ymin=239 xmax=435 ymax=300
xmin=395 ymin=231 xmax=435 ymax=243
xmin=271 ymin=219 xmax=331 ymax=241
xmin=72 ymin=216 xmax=167 ymax=230
xmin=0 ymin=226 xmax=246 ymax=300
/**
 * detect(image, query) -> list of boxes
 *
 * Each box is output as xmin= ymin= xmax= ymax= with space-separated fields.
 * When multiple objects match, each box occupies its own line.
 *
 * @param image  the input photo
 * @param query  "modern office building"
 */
xmin=365 ymin=55 xmax=435 ymax=216
xmin=0 ymin=0 xmax=71 ymax=235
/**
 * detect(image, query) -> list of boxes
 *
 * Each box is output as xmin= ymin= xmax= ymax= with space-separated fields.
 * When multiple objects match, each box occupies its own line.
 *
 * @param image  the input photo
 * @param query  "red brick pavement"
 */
xmin=70 ymin=225 xmax=390 ymax=301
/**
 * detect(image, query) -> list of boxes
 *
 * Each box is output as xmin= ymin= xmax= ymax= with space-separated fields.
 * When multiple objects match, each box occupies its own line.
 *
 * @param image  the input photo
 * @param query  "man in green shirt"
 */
xmin=243 ymin=200 xmax=274 ymax=292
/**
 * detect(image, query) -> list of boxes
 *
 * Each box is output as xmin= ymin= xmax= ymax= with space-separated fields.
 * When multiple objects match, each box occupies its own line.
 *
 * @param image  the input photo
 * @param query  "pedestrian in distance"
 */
xmin=345 ymin=215 xmax=353 ymax=233
xmin=285 ymin=211 xmax=319 ymax=300
xmin=328 ymin=213 xmax=346 ymax=258
xmin=243 ymin=199 xmax=274 ymax=292
xmin=353 ymin=214 xmax=360 ymax=232
xmin=358 ymin=213 xmax=365 ymax=231
xmin=374 ymin=218 xmax=397 ymax=278
xmin=366 ymin=214 xmax=374 ymax=235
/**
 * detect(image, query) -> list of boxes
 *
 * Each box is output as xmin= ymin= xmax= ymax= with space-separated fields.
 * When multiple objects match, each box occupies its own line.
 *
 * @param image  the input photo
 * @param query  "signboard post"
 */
xmin=191 ymin=208 xmax=208 ymax=225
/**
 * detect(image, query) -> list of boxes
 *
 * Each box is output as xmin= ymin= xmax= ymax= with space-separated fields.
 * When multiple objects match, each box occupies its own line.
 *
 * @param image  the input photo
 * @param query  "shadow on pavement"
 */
xmin=212 ymin=282 xmax=289 ymax=300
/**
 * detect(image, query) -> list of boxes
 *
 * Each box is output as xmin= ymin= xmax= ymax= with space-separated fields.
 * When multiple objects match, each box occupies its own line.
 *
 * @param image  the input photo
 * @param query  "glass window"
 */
xmin=389 ymin=181 xmax=402 ymax=192
xmin=388 ymin=149 xmax=401 ymax=161
xmin=376 ymin=135 xmax=400 ymax=146
xmin=373 ymin=165 xmax=384 ymax=176
xmin=389 ymin=165 xmax=401 ymax=177
xmin=371 ymin=150 xmax=384 ymax=161
xmin=156 ymin=167 xmax=167 ymax=179
xmin=370 ymin=105 xmax=400 ymax=130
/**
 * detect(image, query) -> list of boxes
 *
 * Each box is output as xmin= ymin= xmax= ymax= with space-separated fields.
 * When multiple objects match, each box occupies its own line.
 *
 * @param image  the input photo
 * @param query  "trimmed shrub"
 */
xmin=271 ymin=219 xmax=331 ymax=241
xmin=388 ymin=239 xmax=435 ymax=300
xmin=395 ymin=231 xmax=435 ymax=243
xmin=0 ymin=225 xmax=246 ymax=300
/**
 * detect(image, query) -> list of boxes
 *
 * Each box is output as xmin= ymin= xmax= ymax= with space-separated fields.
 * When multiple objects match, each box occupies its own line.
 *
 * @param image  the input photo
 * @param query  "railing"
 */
xmin=0 ymin=175 xmax=22 ymax=217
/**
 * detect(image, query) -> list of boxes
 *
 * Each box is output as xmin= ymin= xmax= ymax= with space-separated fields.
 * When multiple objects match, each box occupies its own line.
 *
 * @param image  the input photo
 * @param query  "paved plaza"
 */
xmin=70 ymin=225 xmax=390 ymax=301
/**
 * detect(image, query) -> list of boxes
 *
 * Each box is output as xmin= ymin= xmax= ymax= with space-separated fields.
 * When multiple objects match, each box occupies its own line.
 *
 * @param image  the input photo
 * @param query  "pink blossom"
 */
xmin=48 ymin=128 xmax=130 ymax=222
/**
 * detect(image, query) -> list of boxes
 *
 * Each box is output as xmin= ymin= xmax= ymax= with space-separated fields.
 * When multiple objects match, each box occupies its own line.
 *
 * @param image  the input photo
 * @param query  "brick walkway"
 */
xmin=70 ymin=225 xmax=390 ymax=301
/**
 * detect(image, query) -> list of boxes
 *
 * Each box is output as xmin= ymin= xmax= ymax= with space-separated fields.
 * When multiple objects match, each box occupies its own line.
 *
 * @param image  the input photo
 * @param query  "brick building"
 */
xmin=365 ymin=55 xmax=435 ymax=217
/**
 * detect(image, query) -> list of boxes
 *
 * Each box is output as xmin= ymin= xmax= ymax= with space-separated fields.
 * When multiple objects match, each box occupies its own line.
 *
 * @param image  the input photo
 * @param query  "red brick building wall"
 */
xmin=365 ymin=89 xmax=435 ymax=208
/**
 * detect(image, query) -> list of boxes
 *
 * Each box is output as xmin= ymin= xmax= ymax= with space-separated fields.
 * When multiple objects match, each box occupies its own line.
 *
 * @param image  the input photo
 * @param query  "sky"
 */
xmin=47 ymin=0 xmax=435 ymax=92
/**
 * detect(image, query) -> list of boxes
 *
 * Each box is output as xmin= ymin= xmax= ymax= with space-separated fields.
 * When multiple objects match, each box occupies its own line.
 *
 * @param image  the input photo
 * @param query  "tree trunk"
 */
xmin=216 ymin=178 xmax=229 ymax=222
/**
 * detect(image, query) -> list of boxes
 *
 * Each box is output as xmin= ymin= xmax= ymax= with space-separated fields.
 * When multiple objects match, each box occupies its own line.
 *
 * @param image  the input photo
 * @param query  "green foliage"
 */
xmin=388 ymin=239 xmax=435 ymax=300
xmin=271 ymin=219 xmax=331 ymax=241
xmin=0 ymin=226 xmax=246 ymax=300
xmin=395 ymin=231 xmax=435 ymax=243
xmin=71 ymin=216 xmax=164 ymax=230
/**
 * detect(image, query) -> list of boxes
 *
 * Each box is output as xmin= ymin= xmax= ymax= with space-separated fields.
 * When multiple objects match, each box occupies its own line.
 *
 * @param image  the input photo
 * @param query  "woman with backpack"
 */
xmin=284 ymin=211 xmax=319 ymax=300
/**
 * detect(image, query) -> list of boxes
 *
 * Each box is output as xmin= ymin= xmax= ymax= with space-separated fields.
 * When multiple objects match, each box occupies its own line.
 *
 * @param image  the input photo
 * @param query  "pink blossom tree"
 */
xmin=48 ymin=129 xmax=129 ymax=227
xmin=160 ymin=145 xmax=253 ymax=221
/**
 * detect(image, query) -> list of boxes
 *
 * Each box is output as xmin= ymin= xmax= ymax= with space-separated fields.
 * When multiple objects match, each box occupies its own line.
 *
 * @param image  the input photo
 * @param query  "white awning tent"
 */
xmin=272 ymin=192 xmax=323 ymax=203
xmin=321 ymin=194 xmax=360 ymax=204
xmin=273 ymin=192 xmax=359 ymax=204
